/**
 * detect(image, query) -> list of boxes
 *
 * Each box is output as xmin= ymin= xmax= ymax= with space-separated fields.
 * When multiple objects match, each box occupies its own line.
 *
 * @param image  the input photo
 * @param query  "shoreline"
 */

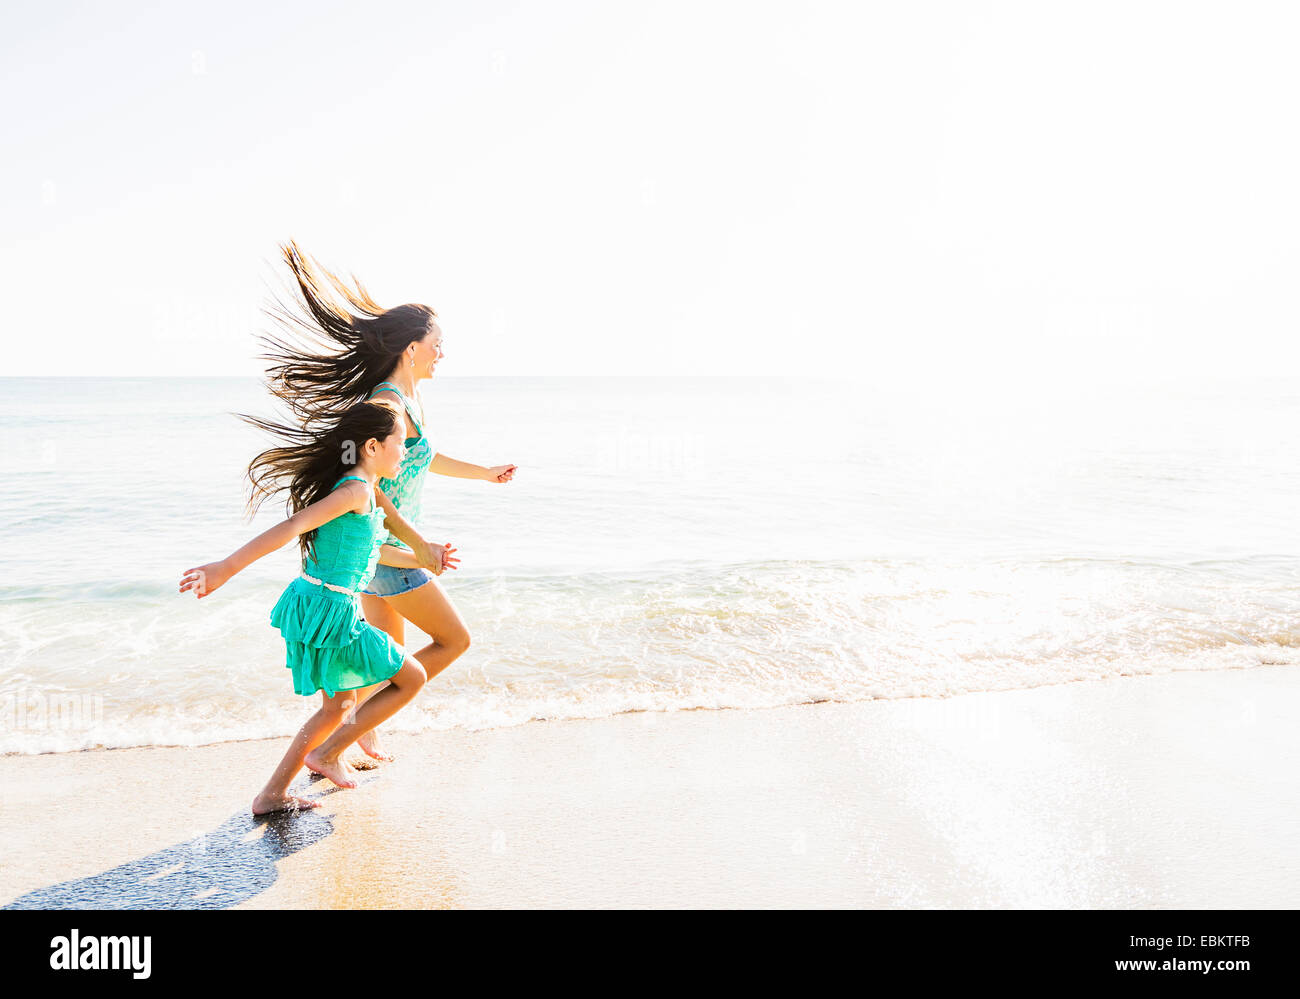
xmin=0 ymin=664 xmax=1270 ymax=761
xmin=2 ymin=665 xmax=1296 ymax=909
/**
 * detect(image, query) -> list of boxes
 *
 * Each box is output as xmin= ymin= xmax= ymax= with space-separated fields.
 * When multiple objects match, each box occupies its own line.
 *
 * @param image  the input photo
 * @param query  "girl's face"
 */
xmin=407 ymin=324 xmax=444 ymax=380
xmin=370 ymin=424 xmax=407 ymax=479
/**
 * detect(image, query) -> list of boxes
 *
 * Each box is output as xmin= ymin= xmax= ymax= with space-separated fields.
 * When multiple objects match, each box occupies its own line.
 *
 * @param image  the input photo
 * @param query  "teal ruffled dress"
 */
xmin=269 ymin=475 xmax=406 ymax=697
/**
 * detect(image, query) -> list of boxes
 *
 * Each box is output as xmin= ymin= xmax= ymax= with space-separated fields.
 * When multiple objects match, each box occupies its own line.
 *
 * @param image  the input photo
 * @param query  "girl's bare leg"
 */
xmin=348 ymin=579 xmax=471 ymax=759
xmin=252 ymin=689 xmax=358 ymax=815
xmin=305 ymin=658 xmax=427 ymax=777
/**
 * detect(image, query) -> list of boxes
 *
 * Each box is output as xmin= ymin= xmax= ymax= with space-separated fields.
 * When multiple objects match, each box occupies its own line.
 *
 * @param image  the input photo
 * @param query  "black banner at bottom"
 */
xmin=0 ymin=908 xmax=1284 ymax=987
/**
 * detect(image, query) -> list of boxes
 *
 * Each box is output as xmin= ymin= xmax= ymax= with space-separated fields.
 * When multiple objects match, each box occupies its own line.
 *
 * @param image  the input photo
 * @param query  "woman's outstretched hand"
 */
xmin=485 ymin=464 xmax=517 ymax=483
xmin=180 ymin=559 xmax=232 ymax=599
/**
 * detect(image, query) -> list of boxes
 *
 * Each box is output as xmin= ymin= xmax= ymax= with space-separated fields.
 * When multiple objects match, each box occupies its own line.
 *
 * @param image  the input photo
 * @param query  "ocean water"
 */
xmin=1 ymin=374 xmax=1298 ymax=754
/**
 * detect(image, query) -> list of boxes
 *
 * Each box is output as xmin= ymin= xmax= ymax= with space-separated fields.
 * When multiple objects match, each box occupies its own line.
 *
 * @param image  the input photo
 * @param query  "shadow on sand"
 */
xmin=4 ymin=784 xmax=344 ymax=910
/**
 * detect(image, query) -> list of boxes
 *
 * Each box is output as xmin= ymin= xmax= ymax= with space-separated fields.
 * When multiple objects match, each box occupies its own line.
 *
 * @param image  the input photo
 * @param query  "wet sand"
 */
xmin=1 ymin=666 xmax=1296 ymax=908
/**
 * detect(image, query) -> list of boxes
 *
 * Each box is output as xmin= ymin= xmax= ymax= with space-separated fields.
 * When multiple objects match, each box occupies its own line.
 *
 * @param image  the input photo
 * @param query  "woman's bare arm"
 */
xmin=429 ymin=453 xmax=517 ymax=482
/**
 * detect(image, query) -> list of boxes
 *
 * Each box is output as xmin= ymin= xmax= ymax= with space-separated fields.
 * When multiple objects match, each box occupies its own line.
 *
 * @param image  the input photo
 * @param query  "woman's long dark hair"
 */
xmin=257 ymin=240 xmax=437 ymax=424
xmin=240 ymin=398 xmax=402 ymax=561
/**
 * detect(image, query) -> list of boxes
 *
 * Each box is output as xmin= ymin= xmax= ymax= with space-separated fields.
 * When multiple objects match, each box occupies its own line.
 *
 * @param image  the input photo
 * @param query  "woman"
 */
xmin=258 ymin=240 xmax=517 ymax=762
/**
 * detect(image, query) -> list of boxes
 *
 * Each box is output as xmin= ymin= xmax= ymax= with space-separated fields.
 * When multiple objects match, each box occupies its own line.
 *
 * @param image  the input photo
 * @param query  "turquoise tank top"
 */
xmin=300 ymin=475 xmax=390 ymax=592
xmin=367 ymin=381 xmax=434 ymax=550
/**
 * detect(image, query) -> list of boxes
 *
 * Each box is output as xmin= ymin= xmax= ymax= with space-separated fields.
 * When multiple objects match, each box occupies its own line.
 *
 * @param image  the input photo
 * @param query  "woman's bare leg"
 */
xmin=345 ymin=579 xmax=470 ymax=758
xmin=384 ymin=576 xmax=471 ymax=682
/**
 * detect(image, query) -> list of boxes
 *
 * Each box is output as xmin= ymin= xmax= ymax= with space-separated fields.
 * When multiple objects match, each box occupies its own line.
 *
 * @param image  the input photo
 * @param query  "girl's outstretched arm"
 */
xmin=428 ymin=453 xmax=517 ymax=483
xmin=179 ymin=482 xmax=369 ymax=599
xmin=372 ymin=486 xmax=443 ymax=569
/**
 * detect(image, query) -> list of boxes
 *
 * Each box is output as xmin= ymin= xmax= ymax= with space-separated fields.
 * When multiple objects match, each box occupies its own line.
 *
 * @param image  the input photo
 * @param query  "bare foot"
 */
xmin=251 ymin=792 xmax=320 ymax=816
xmin=357 ymin=729 xmax=395 ymax=763
xmin=304 ymin=750 xmax=358 ymax=789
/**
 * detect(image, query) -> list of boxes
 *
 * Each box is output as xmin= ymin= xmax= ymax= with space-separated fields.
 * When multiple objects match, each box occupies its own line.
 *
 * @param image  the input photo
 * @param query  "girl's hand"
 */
xmin=410 ymin=537 xmax=443 ymax=571
xmin=180 ymin=559 xmax=233 ymax=600
xmin=485 ymin=464 xmax=517 ymax=483
xmin=433 ymin=543 xmax=459 ymax=576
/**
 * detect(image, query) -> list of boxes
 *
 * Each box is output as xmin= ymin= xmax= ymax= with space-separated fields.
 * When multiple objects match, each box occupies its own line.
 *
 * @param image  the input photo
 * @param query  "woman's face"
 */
xmin=409 ymin=325 xmax=444 ymax=380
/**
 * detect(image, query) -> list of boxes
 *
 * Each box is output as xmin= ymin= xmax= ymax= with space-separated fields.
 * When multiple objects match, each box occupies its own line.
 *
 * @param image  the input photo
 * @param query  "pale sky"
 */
xmin=3 ymin=1 xmax=1298 ymax=387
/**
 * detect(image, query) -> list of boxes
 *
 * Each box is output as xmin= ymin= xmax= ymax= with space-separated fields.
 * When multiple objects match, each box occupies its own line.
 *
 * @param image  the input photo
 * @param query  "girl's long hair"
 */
xmin=257 ymin=240 xmax=437 ymax=424
xmin=240 ymin=398 xmax=402 ymax=561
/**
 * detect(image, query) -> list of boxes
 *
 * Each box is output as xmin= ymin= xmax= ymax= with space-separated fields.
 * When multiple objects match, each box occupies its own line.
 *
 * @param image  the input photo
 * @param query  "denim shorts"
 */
xmin=361 ymin=563 xmax=435 ymax=598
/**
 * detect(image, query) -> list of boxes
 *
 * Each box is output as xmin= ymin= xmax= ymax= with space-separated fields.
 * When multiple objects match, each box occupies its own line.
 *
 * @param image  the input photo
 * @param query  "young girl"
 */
xmin=179 ymin=399 xmax=459 ymax=815
xmin=256 ymin=240 xmax=517 ymax=763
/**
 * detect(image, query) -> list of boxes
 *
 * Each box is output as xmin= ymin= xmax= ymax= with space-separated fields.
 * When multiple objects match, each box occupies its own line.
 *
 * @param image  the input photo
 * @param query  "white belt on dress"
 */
xmin=300 ymin=572 xmax=357 ymax=595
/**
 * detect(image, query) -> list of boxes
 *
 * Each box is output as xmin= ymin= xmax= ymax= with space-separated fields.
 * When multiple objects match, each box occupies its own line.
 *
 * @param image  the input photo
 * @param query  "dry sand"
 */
xmin=1 ymin=666 xmax=1296 ymax=908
